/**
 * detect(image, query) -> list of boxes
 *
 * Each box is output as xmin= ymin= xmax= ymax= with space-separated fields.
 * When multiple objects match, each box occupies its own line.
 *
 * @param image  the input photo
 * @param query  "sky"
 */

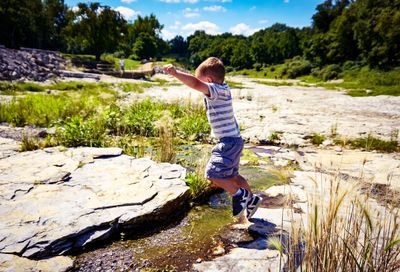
xmin=64 ymin=0 xmax=325 ymax=40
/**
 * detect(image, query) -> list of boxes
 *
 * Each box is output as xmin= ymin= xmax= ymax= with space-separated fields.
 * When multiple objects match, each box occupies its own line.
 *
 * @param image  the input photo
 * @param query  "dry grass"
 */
xmin=272 ymin=172 xmax=400 ymax=271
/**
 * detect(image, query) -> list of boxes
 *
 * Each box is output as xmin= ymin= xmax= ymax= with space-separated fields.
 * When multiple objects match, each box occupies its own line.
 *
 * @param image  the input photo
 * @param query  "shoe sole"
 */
xmin=247 ymin=197 xmax=262 ymax=219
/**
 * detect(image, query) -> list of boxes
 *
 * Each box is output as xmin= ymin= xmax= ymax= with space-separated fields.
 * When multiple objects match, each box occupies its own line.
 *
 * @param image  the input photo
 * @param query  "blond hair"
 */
xmin=195 ymin=57 xmax=225 ymax=83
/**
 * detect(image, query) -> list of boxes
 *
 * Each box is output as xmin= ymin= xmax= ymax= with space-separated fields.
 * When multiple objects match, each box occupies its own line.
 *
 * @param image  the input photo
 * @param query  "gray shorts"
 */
xmin=205 ymin=137 xmax=244 ymax=179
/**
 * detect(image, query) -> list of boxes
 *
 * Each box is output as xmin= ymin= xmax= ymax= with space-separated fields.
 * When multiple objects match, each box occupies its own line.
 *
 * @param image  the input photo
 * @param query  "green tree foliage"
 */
xmin=62 ymin=3 xmax=127 ymax=60
xmin=307 ymin=0 xmax=400 ymax=68
xmin=125 ymin=14 xmax=164 ymax=59
xmin=169 ymin=35 xmax=188 ymax=57
xmin=132 ymin=32 xmax=157 ymax=60
xmin=0 ymin=0 xmax=67 ymax=49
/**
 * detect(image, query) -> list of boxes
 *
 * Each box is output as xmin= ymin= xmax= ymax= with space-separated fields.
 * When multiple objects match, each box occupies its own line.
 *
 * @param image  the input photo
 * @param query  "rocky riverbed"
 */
xmin=0 ymin=73 xmax=399 ymax=271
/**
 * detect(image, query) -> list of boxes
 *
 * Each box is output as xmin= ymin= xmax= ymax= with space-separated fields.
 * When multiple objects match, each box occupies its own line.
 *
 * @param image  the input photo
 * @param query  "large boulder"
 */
xmin=0 ymin=147 xmax=190 ymax=262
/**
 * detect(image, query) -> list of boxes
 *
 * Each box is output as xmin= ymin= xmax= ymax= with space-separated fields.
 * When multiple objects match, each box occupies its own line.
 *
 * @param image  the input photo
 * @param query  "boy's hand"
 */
xmin=163 ymin=64 xmax=178 ymax=76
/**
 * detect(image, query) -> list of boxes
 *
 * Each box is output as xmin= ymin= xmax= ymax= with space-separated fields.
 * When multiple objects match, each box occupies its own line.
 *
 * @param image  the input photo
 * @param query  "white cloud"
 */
xmin=229 ymin=23 xmax=260 ymax=36
xmin=184 ymin=13 xmax=200 ymax=18
xmin=121 ymin=0 xmax=136 ymax=3
xmin=182 ymin=21 xmax=220 ymax=35
xmin=72 ymin=6 xmax=79 ymax=12
xmin=284 ymin=0 xmax=289 ymax=3
xmin=203 ymin=5 xmax=227 ymax=12
xmin=160 ymin=0 xmax=200 ymax=3
xmin=162 ymin=29 xmax=177 ymax=40
xmin=183 ymin=7 xmax=200 ymax=18
xmin=114 ymin=6 xmax=140 ymax=20
xmin=169 ymin=21 xmax=182 ymax=30
xmin=258 ymin=19 xmax=269 ymax=24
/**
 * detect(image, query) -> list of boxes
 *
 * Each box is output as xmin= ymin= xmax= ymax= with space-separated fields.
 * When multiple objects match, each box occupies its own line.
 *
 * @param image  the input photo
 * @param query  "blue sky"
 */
xmin=65 ymin=0 xmax=324 ymax=40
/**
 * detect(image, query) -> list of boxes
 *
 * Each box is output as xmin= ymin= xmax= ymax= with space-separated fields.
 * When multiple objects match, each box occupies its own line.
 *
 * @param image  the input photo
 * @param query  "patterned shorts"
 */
xmin=205 ymin=137 xmax=244 ymax=179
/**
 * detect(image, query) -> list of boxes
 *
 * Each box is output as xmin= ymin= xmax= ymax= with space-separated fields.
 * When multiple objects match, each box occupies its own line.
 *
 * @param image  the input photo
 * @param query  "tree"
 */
xmin=62 ymin=3 xmax=127 ymax=60
xmin=169 ymin=35 xmax=188 ymax=57
xmin=132 ymin=32 xmax=157 ymax=59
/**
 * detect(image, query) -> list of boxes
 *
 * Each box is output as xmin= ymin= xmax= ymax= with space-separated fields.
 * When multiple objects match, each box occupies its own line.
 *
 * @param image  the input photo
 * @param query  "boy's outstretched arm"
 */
xmin=163 ymin=64 xmax=210 ymax=96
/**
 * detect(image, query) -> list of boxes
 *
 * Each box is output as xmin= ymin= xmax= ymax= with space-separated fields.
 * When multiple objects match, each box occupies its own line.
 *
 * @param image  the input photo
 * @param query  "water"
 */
xmin=73 ymin=147 xmax=283 ymax=271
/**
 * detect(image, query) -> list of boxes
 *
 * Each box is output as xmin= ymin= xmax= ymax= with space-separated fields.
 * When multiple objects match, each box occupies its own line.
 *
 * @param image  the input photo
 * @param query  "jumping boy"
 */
xmin=163 ymin=57 xmax=262 ymax=219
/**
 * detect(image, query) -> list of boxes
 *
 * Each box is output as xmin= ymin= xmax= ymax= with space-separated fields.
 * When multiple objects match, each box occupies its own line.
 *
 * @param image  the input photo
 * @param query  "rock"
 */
xmin=0 ymin=254 xmax=73 ymax=272
xmin=298 ymin=149 xmax=400 ymax=191
xmin=334 ymin=146 xmax=343 ymax=153
xmin=211 ymin=243 xmax=225 ymax=256
xmin=193 ymin=248 xmax=286 ymax=272
xmin=232 ymin=79 xmax=400 ymax=145
xmin=321 ymin=139 xmax=334 ymax=147
xmin=264 ymin=185 xmax=308 ymax=203
xmin=0 ymin=47 xmax=66 ymax=81
xmin=0 ymin=148 xmax=189 ymax=259
xmin=0 ymin=137 xmax=19 ymax=159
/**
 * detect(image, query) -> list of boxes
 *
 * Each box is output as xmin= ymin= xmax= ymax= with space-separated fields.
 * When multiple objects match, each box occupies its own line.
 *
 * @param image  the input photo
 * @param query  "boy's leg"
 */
xmin=232 ymin=175 xmax=252 ymax=194
xmin=208 ymin=177 xmax=240 ymax=195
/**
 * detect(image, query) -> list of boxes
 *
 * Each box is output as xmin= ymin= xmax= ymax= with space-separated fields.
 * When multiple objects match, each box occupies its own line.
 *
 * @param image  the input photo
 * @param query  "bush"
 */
xmin=281 ymin=57 xmax=312 ymax=79
xmin=177 ymin=109 xmax=210 ymax=141
xmin=54 ymin=116 xmax=106 ymax=147
xmin=253 ymin=63 xmax=262 ymax=72
xmin=319 ymin=64 xmax=342 ymax=81
xmin=123 ymin=99 xmax=163 ymax=137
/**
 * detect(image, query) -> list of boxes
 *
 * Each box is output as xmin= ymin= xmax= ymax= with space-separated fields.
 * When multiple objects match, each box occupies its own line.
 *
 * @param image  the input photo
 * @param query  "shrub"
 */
xmin=320 ymin=64 xmax=342 ymax=81
xmin=253 ymin=63 xmax=262 ymax=72
xmin=311 ymin=133 xmax=326 ymax=145
xmin=279 ymin=57 xmax=312 ymax=79
xmin=54 ymin=116 xmax=106 ymax=147
xmin=123 ymin=99 xmax=163 ymax=137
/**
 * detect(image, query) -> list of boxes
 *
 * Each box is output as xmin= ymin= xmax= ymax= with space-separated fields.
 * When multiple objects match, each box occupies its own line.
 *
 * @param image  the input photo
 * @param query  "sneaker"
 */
xmin=246 ymin=194 xmax=262 ymax=219
xmin=232 ymin=188 xmax=251 ymax=217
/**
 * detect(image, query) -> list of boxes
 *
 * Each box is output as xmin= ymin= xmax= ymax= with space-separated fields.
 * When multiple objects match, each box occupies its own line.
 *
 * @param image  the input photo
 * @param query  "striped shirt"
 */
xmin=204 ymin=82 xmax=241 ymax=139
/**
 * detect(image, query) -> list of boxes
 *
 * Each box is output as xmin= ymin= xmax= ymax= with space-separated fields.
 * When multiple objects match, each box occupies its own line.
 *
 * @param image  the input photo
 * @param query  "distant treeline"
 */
xmin=0 ymin=0 xmax=399 ymax=69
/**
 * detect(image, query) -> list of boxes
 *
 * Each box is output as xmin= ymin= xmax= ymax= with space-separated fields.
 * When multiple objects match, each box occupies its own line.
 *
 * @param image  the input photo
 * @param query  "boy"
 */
xmin=163 ymin=57 xmax=262 ymax=219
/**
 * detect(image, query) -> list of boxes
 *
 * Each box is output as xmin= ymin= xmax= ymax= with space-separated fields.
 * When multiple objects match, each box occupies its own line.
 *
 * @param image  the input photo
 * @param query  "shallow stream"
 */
xmin=73 ymin=147 xmax=282 ymax=271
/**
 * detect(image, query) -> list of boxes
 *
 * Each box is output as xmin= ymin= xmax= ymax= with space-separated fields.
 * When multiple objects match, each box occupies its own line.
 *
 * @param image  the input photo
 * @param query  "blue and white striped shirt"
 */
xmin=204 ymin=82 xmax=241 ymax=139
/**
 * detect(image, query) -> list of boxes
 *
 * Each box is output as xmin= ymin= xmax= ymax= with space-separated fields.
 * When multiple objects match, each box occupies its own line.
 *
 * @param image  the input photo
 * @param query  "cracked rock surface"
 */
xmin=0 ymin=147 xmax=189 ymax=270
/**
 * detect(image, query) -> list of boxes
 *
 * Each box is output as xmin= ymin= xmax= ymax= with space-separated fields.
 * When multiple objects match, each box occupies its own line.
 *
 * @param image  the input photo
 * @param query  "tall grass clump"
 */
xmin=185 ymin=152 xmax=211 ymax=200
xmin=154 ymin=111 xmax=175 ymax=163
xmin=303 ymin=178 xmax=400 ymax=271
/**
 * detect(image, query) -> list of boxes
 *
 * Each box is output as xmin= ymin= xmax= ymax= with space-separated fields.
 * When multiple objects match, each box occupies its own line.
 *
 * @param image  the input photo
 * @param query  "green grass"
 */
xmin=0 ymin=81 xmax=45 ymax=94
xmin=228 ymin=63 xmax=287 ymax=79
xmin=225 ymin=80 xmax=244 ymax=89
xmin=100 ymin=54 xmax=141 ymax=71
xmin=0 ymin=82 xmax=116 ymax=127
xmin=255 ymin=80 xmax=294 ymax=87
xmin=311 ymin=133 xmax=326 ymax=145
xmin=61 ymin=53 xmax=96 ymax=62
xmin=334 ymin=133 xmax=399 ymax=153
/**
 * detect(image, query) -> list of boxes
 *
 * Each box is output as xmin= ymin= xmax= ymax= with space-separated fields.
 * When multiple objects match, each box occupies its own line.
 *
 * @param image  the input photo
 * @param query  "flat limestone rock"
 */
xmin=299 ymin=149 xmax=400 ymax=190
xmin=0 ymin=137 xmax=19 ymax=159
xmin=0 ymin=254 xmax=73 ymax=272
xmin=0 ymin=148 xmax=189 ymax=259
xmin=193 ymin=248 xmax=286 ymax=272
